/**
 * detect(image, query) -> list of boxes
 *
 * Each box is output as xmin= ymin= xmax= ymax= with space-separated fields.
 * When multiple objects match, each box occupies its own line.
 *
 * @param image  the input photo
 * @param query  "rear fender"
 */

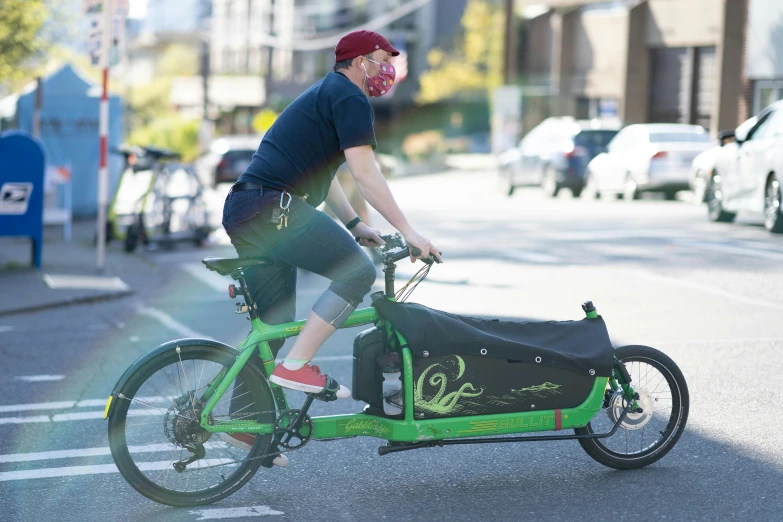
xmin=104 ymin=338 xmax=243 ymax=420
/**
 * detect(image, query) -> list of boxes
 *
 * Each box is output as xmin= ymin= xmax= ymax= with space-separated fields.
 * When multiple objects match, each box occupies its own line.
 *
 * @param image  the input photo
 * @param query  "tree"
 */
xmin=416 ymin=0 xmax=505 ymax=104
xmin=127 ymin=45 xmax=202 ymax=160
xmin=0 ymin=0 xmax=48 ymax=87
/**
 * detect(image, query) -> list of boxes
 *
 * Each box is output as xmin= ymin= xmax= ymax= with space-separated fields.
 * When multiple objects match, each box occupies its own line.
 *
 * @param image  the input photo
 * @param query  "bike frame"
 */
xmin=195 ymin=302 xmax=614 ymax=444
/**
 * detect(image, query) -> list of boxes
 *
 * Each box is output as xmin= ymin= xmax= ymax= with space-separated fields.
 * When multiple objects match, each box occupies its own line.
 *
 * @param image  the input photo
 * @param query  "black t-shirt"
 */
xmin=237 ymin=72 xmax=376 ymax=206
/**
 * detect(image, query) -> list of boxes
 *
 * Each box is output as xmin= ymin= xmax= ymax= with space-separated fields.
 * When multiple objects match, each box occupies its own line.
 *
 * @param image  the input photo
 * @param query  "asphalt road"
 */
xmin=1 ymin=169 xmax=782 ymax=521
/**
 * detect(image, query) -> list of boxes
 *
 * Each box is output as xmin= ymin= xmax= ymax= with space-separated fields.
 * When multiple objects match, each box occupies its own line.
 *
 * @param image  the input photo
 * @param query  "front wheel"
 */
xmin=575 ymin=345 xmax=689 ymax=470
xmin=764 ymin=174 xmax=783 ymax=233
xmin=706 ymin=173 xmax=736 ymax=223
xmin=108 ymin=344 xmax=277 ymax=507
xmin=542 ymin=167 xmax=560 ymax=198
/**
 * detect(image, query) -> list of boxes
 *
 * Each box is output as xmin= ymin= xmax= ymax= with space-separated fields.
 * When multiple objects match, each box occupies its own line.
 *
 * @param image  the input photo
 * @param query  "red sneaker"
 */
xmin=270 ymin=363 xmax=351 ymax=398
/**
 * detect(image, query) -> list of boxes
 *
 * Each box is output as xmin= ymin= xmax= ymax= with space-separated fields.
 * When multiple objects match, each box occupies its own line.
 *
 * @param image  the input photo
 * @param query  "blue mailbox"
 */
xmin=0 ymin=131 xmax=46 ymax=268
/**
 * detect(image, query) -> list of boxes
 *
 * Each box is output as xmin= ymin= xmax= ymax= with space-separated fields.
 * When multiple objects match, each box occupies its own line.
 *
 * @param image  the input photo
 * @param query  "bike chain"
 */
xmin=176 ymin=408 xmax=311 ymax=473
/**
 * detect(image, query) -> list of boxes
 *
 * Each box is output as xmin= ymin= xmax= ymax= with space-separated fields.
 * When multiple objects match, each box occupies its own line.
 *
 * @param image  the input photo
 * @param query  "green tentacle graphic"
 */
xmin=414 ymin=355 xmax=483 ymax=415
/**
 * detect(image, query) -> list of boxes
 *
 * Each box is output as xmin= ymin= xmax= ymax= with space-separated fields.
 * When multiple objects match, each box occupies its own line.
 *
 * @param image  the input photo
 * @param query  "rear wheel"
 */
xmin=108 ymin=345 xmax=277 ymax=507
xmin=542 ymin=167 xmax=560 ymax=198
xmin=583 ymin=172 xmax=601 ymax=200
xmin=764 ymin=174 xmax=783 ymax=233
xmin=575 ymin=345 xmax=689 ymax=470
xmin=623 ymin=176 xmax=640 ymax=201
xmin=706 ymin=173 xmax=737 ymax=223
xmin=498 ymin=166 xmax=515 ymax=196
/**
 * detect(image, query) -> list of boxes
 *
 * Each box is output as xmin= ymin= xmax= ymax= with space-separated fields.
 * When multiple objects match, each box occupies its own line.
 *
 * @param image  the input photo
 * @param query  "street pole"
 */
xmin=96 ymin=0 xmax=112 ymax=271
xmin=503 ymin=0 xmax=516 ymax=85
xmin=33 ymin=77 xmax=42 ymax=139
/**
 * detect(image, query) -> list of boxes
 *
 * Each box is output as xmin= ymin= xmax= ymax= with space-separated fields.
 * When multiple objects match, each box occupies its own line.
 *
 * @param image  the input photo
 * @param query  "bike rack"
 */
xmin=378 ymin=402 xmax=634 ymax=456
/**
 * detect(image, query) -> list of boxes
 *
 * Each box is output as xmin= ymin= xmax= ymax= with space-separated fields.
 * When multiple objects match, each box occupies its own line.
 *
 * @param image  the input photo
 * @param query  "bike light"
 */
xmin=228 ymin=284 xmax=237 ymax=299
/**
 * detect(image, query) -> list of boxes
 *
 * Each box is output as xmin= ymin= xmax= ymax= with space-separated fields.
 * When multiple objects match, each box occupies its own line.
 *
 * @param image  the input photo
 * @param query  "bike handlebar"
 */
xmin=356 ymin=234 xmax=441 ymax=265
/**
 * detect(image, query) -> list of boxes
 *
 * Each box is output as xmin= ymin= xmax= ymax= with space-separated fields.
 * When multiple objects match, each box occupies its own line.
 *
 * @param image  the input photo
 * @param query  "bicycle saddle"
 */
xmin=202 ymin=256 xmax=274 ymax=275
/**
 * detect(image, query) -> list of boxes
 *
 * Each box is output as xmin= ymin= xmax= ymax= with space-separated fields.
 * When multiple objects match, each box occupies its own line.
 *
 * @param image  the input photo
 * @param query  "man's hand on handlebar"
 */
xmin=403 ymin=231 xmax=443 ymax=264
xmin=352 ymin=222 xmax=386 ymax=248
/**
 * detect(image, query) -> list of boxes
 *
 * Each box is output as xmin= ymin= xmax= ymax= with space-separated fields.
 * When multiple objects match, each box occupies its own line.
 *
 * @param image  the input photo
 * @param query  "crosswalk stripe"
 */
xmin=0 ymin=442 xmax=227 ymax=464
xmin=0 ymin=401 xmax=76 ymax=413
xmin=0 ymin=459 xmax=236 ymax=482
xmin=0 ymin=416 xmax=50 ymax=425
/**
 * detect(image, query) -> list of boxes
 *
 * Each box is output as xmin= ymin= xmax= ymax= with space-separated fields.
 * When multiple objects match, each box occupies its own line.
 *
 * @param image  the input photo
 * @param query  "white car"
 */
xmin=584 ymin=124 xmax=713 ymax=200
xmin=707 ymin=101 xmax=783 ymax=233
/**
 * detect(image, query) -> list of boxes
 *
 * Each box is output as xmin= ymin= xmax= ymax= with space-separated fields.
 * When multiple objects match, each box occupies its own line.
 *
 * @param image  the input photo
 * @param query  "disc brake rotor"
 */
xmin=607 ymin=388 xmax=654 ymax=430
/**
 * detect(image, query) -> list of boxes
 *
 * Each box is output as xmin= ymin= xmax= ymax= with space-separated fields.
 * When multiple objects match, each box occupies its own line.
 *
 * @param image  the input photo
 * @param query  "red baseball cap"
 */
xmin=335 ymin=30 xmax=399 ymax=62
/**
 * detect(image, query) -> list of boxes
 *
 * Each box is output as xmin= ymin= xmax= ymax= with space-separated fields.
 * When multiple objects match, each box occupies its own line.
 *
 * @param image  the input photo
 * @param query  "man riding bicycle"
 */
xmin=221 ymin=30 xmax=442 ymax=463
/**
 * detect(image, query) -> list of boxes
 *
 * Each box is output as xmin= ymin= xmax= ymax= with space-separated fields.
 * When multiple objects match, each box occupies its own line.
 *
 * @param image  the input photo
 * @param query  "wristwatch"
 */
xmin=346 ymin=216 xmax=362 ymax=230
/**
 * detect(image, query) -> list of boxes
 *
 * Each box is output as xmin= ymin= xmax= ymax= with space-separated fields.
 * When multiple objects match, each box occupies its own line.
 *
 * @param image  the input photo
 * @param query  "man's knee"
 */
xmin=352 ymin=256 xmax=377 ymax=297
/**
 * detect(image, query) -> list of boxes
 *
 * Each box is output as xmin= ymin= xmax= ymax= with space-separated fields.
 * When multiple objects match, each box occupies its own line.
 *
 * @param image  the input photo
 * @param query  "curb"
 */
xmin=0 ymin=289 xmax=135 ymax=318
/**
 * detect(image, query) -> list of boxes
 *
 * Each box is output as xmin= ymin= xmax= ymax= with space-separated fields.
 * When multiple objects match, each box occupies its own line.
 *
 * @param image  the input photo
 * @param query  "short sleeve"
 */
xmin=333 ymin=95 xmax=376 ymax=151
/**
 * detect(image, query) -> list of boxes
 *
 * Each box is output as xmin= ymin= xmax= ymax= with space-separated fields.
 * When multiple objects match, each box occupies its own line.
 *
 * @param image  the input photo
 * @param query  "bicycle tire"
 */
xmin=108 ymin=344 xmax=276 ymax=507
xmin=575 ymin=345 xmax=689 ymax=470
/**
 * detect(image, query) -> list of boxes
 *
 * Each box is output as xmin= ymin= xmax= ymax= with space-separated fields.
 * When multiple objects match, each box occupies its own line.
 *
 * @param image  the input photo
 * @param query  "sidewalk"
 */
xmin=0 ymin=220 xmax=160 ymax=317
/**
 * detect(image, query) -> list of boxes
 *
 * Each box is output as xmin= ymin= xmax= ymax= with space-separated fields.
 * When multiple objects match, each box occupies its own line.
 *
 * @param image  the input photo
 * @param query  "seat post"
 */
xmin=234 ymin=270 xmax=258 ymax=319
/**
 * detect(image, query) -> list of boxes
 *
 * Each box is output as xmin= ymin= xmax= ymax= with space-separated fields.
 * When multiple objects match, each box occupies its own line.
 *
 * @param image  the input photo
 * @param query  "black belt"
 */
xmin=231 ymin=182 xmax=264 ymax=193
xmin=231 ymin=182 xmax=308 ymax=201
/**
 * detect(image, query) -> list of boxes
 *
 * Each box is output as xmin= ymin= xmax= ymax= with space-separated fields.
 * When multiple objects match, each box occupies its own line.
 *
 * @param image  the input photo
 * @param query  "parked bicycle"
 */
xmin=109 ymin=146 xmax=212 ymax=252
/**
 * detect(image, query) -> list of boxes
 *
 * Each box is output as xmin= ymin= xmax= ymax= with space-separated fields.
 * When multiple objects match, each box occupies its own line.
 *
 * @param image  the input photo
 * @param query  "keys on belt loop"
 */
xmin=277 ymin=191 xmax=292 ymax=230
xmin=279 ymin=192 xmax=292 ymax=211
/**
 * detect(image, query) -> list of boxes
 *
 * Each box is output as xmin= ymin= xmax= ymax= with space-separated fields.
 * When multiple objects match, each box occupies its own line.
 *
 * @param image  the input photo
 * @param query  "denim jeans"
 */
xmin=222 ymin=187 xmax=377 ymax=357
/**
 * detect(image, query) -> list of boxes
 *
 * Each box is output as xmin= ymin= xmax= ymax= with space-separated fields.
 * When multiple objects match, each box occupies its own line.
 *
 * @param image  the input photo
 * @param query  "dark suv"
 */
xmin=194 ymin=135 xmax=262 ymax=186
xmin=498 ymin=117 xmax=620 ymax=197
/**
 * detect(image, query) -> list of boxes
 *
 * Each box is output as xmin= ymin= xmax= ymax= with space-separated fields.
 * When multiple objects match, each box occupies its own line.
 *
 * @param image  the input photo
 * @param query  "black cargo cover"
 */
xmin=373 ymin=298 xmax=614 ymax=376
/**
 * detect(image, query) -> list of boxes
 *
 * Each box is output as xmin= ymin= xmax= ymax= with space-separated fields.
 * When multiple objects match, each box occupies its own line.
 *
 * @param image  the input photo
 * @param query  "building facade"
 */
xmin=514 ymin=0 xmax=781 ymax=136
xmin=206 ymin=0 xmax=467 ymax=133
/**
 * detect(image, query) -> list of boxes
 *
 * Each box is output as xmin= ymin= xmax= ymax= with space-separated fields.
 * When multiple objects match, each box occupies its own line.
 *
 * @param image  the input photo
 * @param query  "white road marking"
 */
xmin=0 ymin=459 xmax=236 ymax=482
xmin=182 ymin=262 xmax=231 ymax=293
xmin=0 ymin=415 xmax=50 ymax=425
xmin=42 ymin=274 xmax=129 ymax=291
xmin=51 ymin=411 xmax=109 ymax=422
xmin=0 ymin=326 xmax=15 ymax=333
xmin=13 ymin=375 xmax=65 ymax=382
xmin=0 ymin=442 xmax=228 ymax=464
xmin=0 ymin=401 xmax=75 ymax=413
xmin=633 ymin=270 xmax=783 ymax=312
xmin=76 ymin=399 xmax=110 ymax=408
xmin=189 ymin=506 xmax=284 ymax=519
xmin=136 ymin=304 xmax=211 ymax=339
xmin=0 ymin=396 xmax=173 ymax=419
xmin=674 ymin=238 xmax=783 ymax=261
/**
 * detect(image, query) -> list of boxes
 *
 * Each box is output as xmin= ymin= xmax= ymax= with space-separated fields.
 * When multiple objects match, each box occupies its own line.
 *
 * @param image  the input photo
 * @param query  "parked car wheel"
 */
xmin=542 ymin=167 xmax=560 ymax=198
xmin=664 ymin=191 xmax=678 ymax=201
xmin=497 ymin=166 xmax=515 ymax=196
xmin=623 ymin=176 xmax=640 ymax=201
xmin=706 ymin=173 xmax=736 ymax=223
xmin=764 ymin=174 xmax=783 ymax=233
xmin=692 ymin=175 xmax=708 ymax=204
xmin=583 ymin=172 xmax=601 ymax=200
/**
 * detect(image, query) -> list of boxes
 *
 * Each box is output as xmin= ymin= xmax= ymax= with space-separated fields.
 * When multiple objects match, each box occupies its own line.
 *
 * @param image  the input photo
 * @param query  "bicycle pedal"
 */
xmin=308 ymin=375 xmax=339 ymax=402
xmin=308 ymin=389 xmax=338 ymax=402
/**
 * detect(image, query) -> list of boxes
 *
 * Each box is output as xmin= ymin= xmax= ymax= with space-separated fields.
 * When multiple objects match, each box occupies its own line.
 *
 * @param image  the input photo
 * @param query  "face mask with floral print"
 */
xmin=361 ymin=57 xmax=396 ymax=97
